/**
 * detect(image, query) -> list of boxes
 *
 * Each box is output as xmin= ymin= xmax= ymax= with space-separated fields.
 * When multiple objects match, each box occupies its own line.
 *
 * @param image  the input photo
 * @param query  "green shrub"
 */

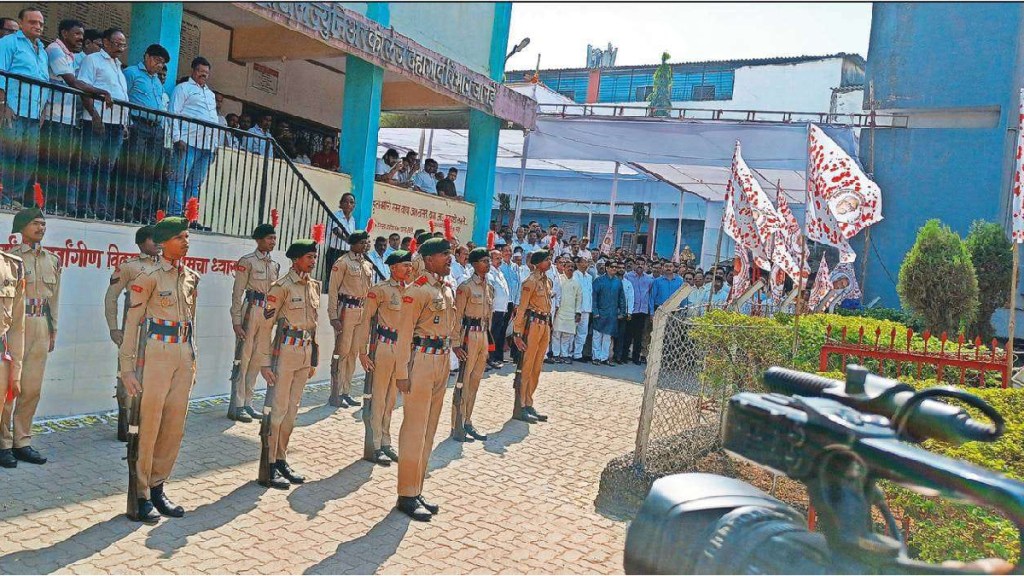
xmin=897 ymin=219 xmax=979 ymax=335
xmin=689 ymin=310 xmax=791 ymax=394
xmin=835 ymin=306 xmax=925 ymax=331
xmin=965 ymin=221 xmax=1013 ymax=341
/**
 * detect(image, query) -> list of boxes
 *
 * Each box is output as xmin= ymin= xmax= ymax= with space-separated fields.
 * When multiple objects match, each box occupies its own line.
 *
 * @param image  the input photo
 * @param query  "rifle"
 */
xmin=451 ymin=326 xmax=469 ymax=441
xmin=227 ymin=298 xmax=253 ymax=417
xmin=125 ymin=319 xmax=148 ymax=520
xmin=329 ymin=330 xmax=342 ymax=407
xmin=258 ymin=318 xmax=285 ymax=486
xmin=512 ymin=332 xmax=526 ymax=420
xmin=361 ymin=316 xmax=379 ymax=461
xmin=115 ymin=295 xmax=130 ymax=442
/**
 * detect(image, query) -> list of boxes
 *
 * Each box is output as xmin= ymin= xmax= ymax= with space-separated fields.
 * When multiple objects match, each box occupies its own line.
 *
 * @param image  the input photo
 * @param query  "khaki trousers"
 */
xmin=269 ymin=342 xmax=311 ymax=463
xmin=369 ymin=341 xmax=400 ymax=449
xmin=1 ymin=317 xmax=49 ymax=449
xmin=520 ymin=320 xmax=551 ymax=408
xmin=397 ymin=351 xmax=449 ymax=498
xmin=0 ymin=357 xmax=11 ymax=439
xmin=332 ymin=306 xmax=366 ymax=396
xmin=234 ymin=305 xmax=274 ymax=408
xmin=453 ymin=330 xmax=487 ymax=428
xmin=135 ymin=339 xmax=196 ymax=499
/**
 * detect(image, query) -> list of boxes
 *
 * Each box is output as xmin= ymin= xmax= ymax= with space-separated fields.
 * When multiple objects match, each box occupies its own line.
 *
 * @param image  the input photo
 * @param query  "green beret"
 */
xmin=12 ymin=207 xmax=43 ymax=234
xmin=415 ymin=232 xmax=433 ymax=245
xmin=418 ymin=238 xmax=451 ymax=257
xmin=348 ymin=230 xmax=369 ymax=244
xmin=468 ymin=247 xmax=489 ymax=264
xmin=530 ymin=249 xmax=551 ymax=265
xmin=285 ymin=239 xmax=318 ymax=259
xmin=135 ymin=225 xmax=155 ymax=245
xmin=252 ymin=223 xmax=276 ymax=239
xmin=385 ymin=250 xmax=411 ymax=266
xmin=152 ymin=217 xmax=189 ymax=243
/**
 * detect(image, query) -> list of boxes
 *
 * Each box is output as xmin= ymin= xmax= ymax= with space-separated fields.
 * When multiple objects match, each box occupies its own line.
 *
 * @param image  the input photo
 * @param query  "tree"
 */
xmin=964 ymin=220 xmax=1013 ymax=340
xmin=648 ymin=52 xmax=673 ymax=117
xmin=897 ymin=219 xmax=979 ymax=335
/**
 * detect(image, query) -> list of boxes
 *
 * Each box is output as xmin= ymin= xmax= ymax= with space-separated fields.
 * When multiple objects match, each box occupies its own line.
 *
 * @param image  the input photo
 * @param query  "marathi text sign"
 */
xmin=235 ymin=1 xmax=537 ymax=129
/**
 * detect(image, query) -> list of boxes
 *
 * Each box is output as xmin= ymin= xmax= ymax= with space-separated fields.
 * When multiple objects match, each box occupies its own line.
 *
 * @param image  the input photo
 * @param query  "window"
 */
xmin=635 ymin=85 xmax=653 ymax=101
xmin=692 ymin=84 xmax=716 ymax=101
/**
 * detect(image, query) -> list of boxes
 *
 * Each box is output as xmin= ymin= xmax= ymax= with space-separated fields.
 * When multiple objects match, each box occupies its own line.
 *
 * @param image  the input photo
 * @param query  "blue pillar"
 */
xmin=128 ymin=3 xmax=183 ymax=94
xmin=465 ymin=2 xmax=513 ymax=244
xmin=340 ymin=3 xmax=390 ymax=228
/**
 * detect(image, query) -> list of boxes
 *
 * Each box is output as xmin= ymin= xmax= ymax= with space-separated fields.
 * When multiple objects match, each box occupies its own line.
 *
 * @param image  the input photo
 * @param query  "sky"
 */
xmin=506 ymin=3 xmax=872 ymax=71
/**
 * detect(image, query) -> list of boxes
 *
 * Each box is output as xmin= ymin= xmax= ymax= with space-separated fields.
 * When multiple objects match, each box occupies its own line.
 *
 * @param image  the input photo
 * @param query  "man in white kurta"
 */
xmin=550 ymin=257 xmax=582 ymax=363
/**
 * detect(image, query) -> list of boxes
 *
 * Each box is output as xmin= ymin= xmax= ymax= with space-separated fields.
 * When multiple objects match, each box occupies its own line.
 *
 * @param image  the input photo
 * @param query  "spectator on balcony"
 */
xmin=374 ymin=148 xmax=401 ymax=184
xmin=75 ymin=27 xmax=130 ymax=220
xmin=221 ymin=113 xmax=240 ymax=149
xmin=82 ymin=29 xmax=101 ymax=54
xmin=436 ymin=167 xmax=458 ymax=198
xmin=393 ymin=150 xmax=417 ymax=186
xmin=123 ymin=43 xmax=170 ymax=222
xmin=0 ymin=18 xmax=19 ymax=38
xmin=0 ymin=8 xmax=50 ymax=208
xmin=44 ymin=19 xmax=113 ymax=216
xmin=168 ymin=56 xmax=218 ymax=221
xmin=413 ymin=158 xmax=438 ymax=194
xmin=292 ymin=140 xmax=311 ymax=165
xmin=311 ymin=135 xmax=338 ymax=171
xmin=325 ymin=191 xmax=356 ymax=274
xmin=245 ymin=113 xmax=275 ymax=158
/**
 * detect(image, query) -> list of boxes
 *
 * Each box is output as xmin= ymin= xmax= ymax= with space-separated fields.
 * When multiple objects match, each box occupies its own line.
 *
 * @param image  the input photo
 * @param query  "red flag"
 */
xmin=311 ymin=223 xmax=325 ymax=244
xmin=366 ymin=217 xmax=375 ymax=234
xmin=486 ymin=230 xmax=495 ymax=251
xmin=271 ymin=208 xmax=280 ymax=229
xmin=33 ymin=183 xmax=44 ymax=209
xmin=185 ymin=197 xmax=200 ymax=223
xmin=443 ymin=216 xmax=454 ymax=241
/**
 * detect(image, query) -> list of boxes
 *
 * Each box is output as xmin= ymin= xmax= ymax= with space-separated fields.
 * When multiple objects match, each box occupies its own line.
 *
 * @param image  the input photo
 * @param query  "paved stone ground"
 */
xmin=0 ymin=360 xmax=645 ymax=575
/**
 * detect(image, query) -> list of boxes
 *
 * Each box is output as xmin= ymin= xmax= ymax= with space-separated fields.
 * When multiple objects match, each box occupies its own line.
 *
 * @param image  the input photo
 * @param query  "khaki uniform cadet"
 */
xmin=396 ymin=238 xmax=457 ymax=522
xmin=258 ymin=239 xmax=320 ymax=489
xmin=0 ymin=249 xmax=26 ymax=470
xmin=0 ymin=206 xmax=61 ymax=465
xmin=120 ymin=217 xmax=200 ymax=522
xmin=327 ymin=229 xmax=373 ymax=408
xmin=104 ymin=226 xmax=159 ymax=442
xmin=512 ymin=249 xmax=554 ymax=424
xmin=228 ymin=223 xmax=281 ymax=423
xmin=451 ymin=248 xmax=493 ymax=442
xmin=360 ymin=250 xmax=413 ymax=466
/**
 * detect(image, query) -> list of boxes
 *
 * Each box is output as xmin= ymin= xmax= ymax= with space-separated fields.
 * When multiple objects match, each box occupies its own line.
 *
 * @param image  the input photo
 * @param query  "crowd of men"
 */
xmin=374 ymin=147 xmax=462 ymax=199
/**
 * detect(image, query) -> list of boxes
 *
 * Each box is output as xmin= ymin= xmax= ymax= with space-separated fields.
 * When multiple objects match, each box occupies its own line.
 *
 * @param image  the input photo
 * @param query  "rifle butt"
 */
xmin=125 ymin=394 xmax=141 ymax=518
xmin=257 ymin=396 xmax=273 ymax=484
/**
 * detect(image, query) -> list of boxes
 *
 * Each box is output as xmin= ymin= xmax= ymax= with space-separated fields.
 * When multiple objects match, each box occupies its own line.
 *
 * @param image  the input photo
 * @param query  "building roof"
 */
xmin=508 ymin=52 xmax=865 ymax=76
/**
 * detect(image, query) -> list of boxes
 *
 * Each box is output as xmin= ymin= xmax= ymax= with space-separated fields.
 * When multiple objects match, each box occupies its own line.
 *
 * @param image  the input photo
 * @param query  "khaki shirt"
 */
xmin=454 ymin=273 xmax=493 ymax=345
xmin=364 ymin=278 xmax=415 ymax=379
xmin=0 ymin=251 xmax=26 ymax=381
xmin=512 ymin=270 xmax=553 ymax=335
xmin=230 ymin=250 xmax=280 ymax=325
xmin=119 ymin=258 xmax=201 ymax=373
xmin=405 ymin=271 xmax=457 ymax=343
xmin=327 ymin=251 xmax=374 ymax=320
xmin=103 ymin=254 xmax=157 ymax=331
xmin=11 ymin=243 xmax=61 ymax=328
xmin=259 ymin=269 xmax=321 ymax=367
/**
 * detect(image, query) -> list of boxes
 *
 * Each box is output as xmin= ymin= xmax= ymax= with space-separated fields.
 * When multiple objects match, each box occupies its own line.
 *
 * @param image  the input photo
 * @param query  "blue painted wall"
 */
xmin=127 ymin=3 xmax=183 ymax=94
xmin=862 ymin=3 xmax=1023 ymax=307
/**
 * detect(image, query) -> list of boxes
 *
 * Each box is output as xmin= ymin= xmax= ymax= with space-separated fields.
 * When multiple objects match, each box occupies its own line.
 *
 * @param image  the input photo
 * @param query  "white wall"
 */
xmin=0 ymin=216 xmax=335 ymax=419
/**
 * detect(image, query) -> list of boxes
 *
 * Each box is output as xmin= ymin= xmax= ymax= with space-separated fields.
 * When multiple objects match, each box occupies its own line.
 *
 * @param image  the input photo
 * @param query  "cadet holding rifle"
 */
xmin=327 ymin=229 xmax=373 ymax=408
xmin=119 ymin=214 xmax=200 ymax=523
xmin=451 ymin=247 xmax=493 ymax=442
xmin=228 ymin=217 xmax=280 ymax=423
xmin=511 ymin=244 xmax=554 ymax=424
xmin=359 ymin=249 xmax=413 ymax=466
xmin=0 ymin=190 xmax=61 ymax=467
xmin=0 ymin=242 xmax=26 ymax=471
xmin=104 ymin=225 xmax=159 ymax=442
xmin=257 ymin=235 xmax=321 ymax=490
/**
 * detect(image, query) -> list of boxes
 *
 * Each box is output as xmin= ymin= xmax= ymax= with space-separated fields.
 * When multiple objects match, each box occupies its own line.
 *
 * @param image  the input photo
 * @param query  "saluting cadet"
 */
xmin=0 ymin=196 xmax=61 ymax=466
xmin=257 ymin=238 xmax=320 ymax=490
xmin=359 ymin=249 xmax=413 ymax=466
xmin=511 ymin=248 xmax=554 ymax=424
xmin=104 ymin=225 xmax=160 ymax=442
xmin=228 ymin=220 xmax=280 ymax=423
xmin=0 ymin=243 xmax=26 ymax=470
xmin=327 ymin=229 xmax=373 ymax=408
xmin=120 ymin=217 xmax=200 ymax=522
xmin=396 ymin=238 xmax=456 ymax=522
xmin=451 ymin=247 xmax=493 ymax=442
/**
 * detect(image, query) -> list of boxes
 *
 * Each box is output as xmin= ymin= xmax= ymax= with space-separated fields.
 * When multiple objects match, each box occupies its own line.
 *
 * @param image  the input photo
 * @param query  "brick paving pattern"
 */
xmin=0 ymin=362 xmax=644 ymax=574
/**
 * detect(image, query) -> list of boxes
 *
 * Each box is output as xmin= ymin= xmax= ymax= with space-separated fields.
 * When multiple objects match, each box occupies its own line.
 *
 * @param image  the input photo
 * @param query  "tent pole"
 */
xmin=860 ymin=81 xmax=876 ymax=305
xmin=707 ymin=216 xmax=725 ymax=309
xmin=674 ymin=192 xmax=685 ymax=263
xmin=650 ymin=215 xmax=658 ymax=257
xmin=417 ymin=128 xmax=426 ymax=164
xmin=608 ymin=161 xmax=620 ymax=229
xmin=512 ymin=131 xmax=530 ymax=229
xmin=793 ymin=124 xmax=813 ymax=358
xmin=587 ymin=203 xmax=593 ymax=240
xmin=1008 ymin=244 xmax=1019 ymax=383
xmin=426 ymin=128 xmax=434 ymax=159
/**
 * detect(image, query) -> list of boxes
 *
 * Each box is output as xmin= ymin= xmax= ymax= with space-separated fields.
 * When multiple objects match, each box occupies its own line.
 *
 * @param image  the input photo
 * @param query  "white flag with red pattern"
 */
xmin=805 ymin=125 xmax=883 ymax=262
xmin=1013 ymin=89 xmax=1024 ymax=242
xmin=771 ymin=191 xmax=810 ymax=289
xmin=722 ymin=141 xmax=785 ymax=269
xmin=728 ymin=246 xmax=752 ymax=305
xmin=807 ymin=256 xmax=834 ymax=311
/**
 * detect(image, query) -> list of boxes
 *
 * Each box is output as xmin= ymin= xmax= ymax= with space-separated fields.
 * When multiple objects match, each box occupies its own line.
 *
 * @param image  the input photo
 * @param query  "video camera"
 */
xmin=625 ymin=365 xmax=1022 ymax=574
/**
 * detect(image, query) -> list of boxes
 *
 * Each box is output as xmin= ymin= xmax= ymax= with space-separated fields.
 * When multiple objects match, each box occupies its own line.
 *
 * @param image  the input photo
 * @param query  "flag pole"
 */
xmin=707 ymin=211 xmax=725 ymax=309
xmin=860 ymin=81 xmax=877 ymax=305
xmin=1007 ymin=88 xmax=1024 ymax=382
xmin=1008 ymin=244 xmax=1018 ymax=380
xmin=793 ymin=124 xmax=813 ymax=358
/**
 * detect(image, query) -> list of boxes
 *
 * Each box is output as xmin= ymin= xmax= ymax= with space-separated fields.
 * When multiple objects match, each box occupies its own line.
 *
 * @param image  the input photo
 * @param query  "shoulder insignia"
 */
xmin=131 ymin=284 xmax=143 ymax=293
xmin=414 ymin=275 xmax=428 ymax=286
xmin=109 ymin=276 xmax=119 ymax=285
xmin=367 ymin=291 xmax=376 ymax=299
xmin=402 ymin=295 xmax=414 ymax=303
xmin=267 ymin=295 xmax=277 ymax=303
xmin=236 ymin=265 xmax=246 ymax=272
xmin=332 ymin=265 xmax=340 ymax=272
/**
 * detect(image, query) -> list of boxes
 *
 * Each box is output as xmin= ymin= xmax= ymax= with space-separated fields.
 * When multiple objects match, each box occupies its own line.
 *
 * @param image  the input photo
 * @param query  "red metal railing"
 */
xmin=818 ymin=325 xmax=1010 ymax=388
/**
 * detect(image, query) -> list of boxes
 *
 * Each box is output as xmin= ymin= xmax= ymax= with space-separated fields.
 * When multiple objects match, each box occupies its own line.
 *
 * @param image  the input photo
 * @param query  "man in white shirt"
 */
xmin=572 ymin=256 xmax=594 ymax=361
xmin=246 ymin=113 xmax=275 ymax=158
xmin=413 ymin=158 xmax=438 ymax=194
xmin=375 ymin=148 xmax=401 ymax=184
xmin=449 ymin=246 xmax=471 ymax=286
xmin=168 ymin=56 xmax=219 ymax=220
xmin=486 ymin=249 xmax=511 ymax=369
xmin=76 ymin=27 xmax=129 ymax=221
xmin=578 ymin=237 xmax=593 ymax=262
xmin=325 ymin=192 xmax=356 ymax=277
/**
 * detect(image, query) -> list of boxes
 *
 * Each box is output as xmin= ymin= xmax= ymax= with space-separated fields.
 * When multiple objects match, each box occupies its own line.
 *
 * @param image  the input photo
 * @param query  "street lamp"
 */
xmin=505 ymin=37 xmax=530 ymax=63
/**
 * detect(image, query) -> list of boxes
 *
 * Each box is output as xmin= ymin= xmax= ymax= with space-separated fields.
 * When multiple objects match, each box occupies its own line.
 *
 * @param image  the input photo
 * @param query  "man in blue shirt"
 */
xmin=623 ymin=258 xmax=654 ymax=364
xmin=591 ymin=262 xmax=626 ymax=366
xmin=0 ymin=8 xmax=49 ymax=208
xmin=123 ymin=43 xmax=170 ymax=222
xmin=651 ymin=262 xmax=685 ymax=310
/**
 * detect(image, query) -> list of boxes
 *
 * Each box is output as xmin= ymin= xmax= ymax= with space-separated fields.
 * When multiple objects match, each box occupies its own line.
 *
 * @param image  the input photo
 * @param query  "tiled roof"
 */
xmin=508 ymin=52 xmax=864 ymax=76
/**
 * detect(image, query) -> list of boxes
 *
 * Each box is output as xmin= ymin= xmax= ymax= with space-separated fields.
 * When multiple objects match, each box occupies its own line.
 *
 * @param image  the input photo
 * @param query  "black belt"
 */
xmin=376 ymin=325 xmax=399 ymax=343
xmin=245 ymin=290 xmax=266 ymax=304
xmin=462 ymin=317 xmax=483 ymax=327
xmin=282 ymin=328 xmax=311 ymax=340
xmin=148 ymin=320 xmax=193 ymax=343
xmin=526 ymin=310 xmax=551 ymax=322
xmin=412 ymin=336 xmax=451 ymax=353
xmin=340 ymin=294 xmax=364 ymax=308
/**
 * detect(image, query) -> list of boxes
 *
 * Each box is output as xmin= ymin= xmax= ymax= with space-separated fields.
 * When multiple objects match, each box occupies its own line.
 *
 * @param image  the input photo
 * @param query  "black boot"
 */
xmin=465 ymin=424 xmax=487 ymax=441
xmin=260 ymin=465 xmax=290 ymax=490
xmin=342 ymin=394 xmax=361 ymax=407
xmin=526 ymin=406 xmax=549 ymax=422
xmin=368 ymin=449 xmax=391 ymax=466
xmin=228 ymin=408 xmax=253 ymax=423
xmin=396 ymin=496 xmax=432 ymax=522
xmin=244 ymin=406 xmax=261 ymax=419
xmin=150 ymin=484 xmax=185 ymax=518
xmin=0 ymin=449 xmax=16 ymax=468
xmin=512 ymin=409 xmax=538 ymax=423
xmin=276 ymin=461 xmax=305 ymax=484
xmin=129 ymin=499 xmax=161 ymax=524
xmin=117 ymin=407 xmax=128 ymax=442
xmin=417 ymin=495 xmax=440 ymax=515
xmin=328 ymin=394 xmax=345 ymax=407
xmin=380 ymin=445 xmax=399 ymax=462
xmin=451 ymin=426 xmax=472 ymax=442
xmin=13 ymin=446 xmax=46 ymax=464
